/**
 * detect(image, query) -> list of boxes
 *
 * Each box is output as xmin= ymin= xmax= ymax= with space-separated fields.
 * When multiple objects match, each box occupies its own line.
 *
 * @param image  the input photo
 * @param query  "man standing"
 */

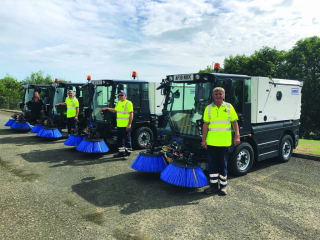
xmin=202 ymin=87 xmax=240 ymax=196
xmin=55 ymin=90 xmax=79 ymax=134
xmin=101 ymin=90 xmax=133 ymax=160
xmin=25 ymin=91 xmax=46 ymax=124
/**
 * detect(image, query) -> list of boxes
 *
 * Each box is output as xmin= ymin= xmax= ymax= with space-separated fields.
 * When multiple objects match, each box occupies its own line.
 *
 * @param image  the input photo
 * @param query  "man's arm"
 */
xmin=202 ymin=122 xmax=208 ymax=149
xmin=55 ymin=102 xmax=67 ymax=106
xmin=126 ymin=112 xmax=134 ymax=131
xmin=74 ymin=107 xmax=79 ymax=120
xmin=232 ymin=121 xmax=240 ymax=146
xmin=101 ymin=107 xmax=116 ymax=113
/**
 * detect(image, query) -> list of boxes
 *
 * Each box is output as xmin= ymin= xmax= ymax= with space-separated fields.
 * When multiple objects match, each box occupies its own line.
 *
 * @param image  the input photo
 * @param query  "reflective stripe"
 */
xmin=118 ymin=147 xmax=125 ymax=150
xmin=220 ymin=180 xmax=227 ymax=185
xmin=219 ymin=175 xmax=227 ymax=180
xmin=209 ymin=174 xmax=219 ymax=178
xmin=67 ymin=108 xmax=76 ymax=110
xmin=227 ymin=103 xmax=230 ymax=123
xmin=208 ymin=128 xmax=231 ymax=131
xmin=210 ymin=179 xmax=218 ymax=183
xmin=209 ymin=120 xmax=230 ymax=124
xmin=117 ymin=117 xmax=129 ymax=120
xmin=117 ymin=111 xmax=127 ymax=114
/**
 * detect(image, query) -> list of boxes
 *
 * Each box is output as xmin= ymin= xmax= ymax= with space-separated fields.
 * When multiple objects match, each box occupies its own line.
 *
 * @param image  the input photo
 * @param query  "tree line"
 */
xmin=0 ymin=71 xmax=68 ymax=110
xmin=199 ymin=36 xmax=320 ymax=139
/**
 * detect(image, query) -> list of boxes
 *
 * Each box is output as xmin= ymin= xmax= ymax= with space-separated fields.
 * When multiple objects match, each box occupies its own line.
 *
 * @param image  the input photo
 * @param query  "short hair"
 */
xmin=212 ymin=87 xmax=225 ymax=95
xmin=68 ymin=90 xmax=73 ymax=93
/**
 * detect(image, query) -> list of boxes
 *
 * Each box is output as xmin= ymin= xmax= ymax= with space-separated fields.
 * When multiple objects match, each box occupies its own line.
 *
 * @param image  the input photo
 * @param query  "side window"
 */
xmin=127 ymin=84 xmax=140 ymax=107
xmin=218 ymin=79 xmax=243 ymax=114
xmin=142 ymin=83 xmax=148 ymax=99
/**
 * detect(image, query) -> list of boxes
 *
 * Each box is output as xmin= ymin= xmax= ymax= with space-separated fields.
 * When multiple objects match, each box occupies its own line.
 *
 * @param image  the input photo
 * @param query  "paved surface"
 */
xmin=1 ymin=111 xmax=320 ymax=240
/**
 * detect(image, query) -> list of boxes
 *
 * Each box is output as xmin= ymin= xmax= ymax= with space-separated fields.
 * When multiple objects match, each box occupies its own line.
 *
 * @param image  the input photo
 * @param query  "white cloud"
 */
xmin=0 ymin=0 xmax=319 ymax=82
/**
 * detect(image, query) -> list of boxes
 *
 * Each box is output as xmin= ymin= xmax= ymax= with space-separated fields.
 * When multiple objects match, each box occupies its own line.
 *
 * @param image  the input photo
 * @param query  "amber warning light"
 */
xmin=132 ymin=71 xmax=137 ymax=80
xmin=55 ymin=78 xmax=58 ymax=82
xmin=87 ymin=75 xmax=91 ymax=81
xmin=214 ymin=63 xmax=220 ymax=73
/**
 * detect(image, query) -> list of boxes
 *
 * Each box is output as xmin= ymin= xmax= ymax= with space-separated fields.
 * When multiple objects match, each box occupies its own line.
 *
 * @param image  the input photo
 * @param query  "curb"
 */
xmin=0 ymin=109 xmax=21 ymax=114
xmin=292 ymin=152 xmax=320 ymax=161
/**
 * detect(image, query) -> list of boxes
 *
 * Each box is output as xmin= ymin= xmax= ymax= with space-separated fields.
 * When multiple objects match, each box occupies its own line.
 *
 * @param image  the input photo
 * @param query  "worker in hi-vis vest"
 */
xmin=202 ymin=87 xmax=240 ymax=196
xmin=101 ymin=90 xmax=133 ymax=160
xmin=55 ymin=89 xmax=79 ymax=134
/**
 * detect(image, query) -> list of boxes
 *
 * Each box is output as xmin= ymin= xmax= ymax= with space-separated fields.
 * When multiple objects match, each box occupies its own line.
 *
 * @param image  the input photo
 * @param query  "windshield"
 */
xmin=24 ymin=88 xmax=35 ymax=104
xmin=92 ymin=85 xmax=112 ymax=120
xmin=53 ymin=87 xmax=65 ymax=114
xmin=164 ymin=82 xmax=211 ymax=136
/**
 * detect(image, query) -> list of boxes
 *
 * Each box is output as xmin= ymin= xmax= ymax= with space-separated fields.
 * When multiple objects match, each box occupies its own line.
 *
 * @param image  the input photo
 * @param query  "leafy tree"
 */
xmin=21 ymin=71 xmax=54 ymax=85
xmin=0 ymin=74 xmax=23 ymax=109
xmin=285 ymin=36 xmax=320 ymax=137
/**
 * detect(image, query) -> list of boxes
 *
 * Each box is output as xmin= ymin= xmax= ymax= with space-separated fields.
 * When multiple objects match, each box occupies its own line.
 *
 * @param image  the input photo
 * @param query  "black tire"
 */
xmin=230 ymin=142 xmax=254 ymax=176
xmin=132 ymin=127 xmax=153 ymax=149
xmin=278 ymin=134 xmax=293 ymax=162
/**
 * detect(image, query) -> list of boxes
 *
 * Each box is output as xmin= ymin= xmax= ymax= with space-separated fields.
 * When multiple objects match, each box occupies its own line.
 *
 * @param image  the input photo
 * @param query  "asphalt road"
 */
xmin=1 ymin=111 xmax=320 ymax=240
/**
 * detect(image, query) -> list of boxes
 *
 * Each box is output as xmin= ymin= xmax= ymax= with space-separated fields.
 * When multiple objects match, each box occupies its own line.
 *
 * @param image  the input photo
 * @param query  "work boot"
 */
xmin=204 ymin=186 xmax=220 ymax=195
xmin=219 ymin=187 xmax=227 ymax=196
xmin=123 ymin=155 xmax=129 ymax=160
xmin=113 ymin=152 xmax=123 ymax=158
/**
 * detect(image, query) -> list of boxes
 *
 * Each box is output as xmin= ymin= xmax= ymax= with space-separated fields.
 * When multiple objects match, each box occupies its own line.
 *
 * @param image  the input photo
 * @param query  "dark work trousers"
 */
xmin=117 ymin=127 xmax=132 ymax=156
xmin=67 ymin=117 xmax=77 ymax=134
xmin=206 ymin=146 xmax=229 ymax=189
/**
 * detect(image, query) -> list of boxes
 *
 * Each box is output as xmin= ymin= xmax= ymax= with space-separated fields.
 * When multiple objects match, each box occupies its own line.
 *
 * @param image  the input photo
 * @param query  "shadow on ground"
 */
xmin=18 ymin=148 xmax=122 ymax=167
xmin=72 ymin=172 xmax=209 ymax=215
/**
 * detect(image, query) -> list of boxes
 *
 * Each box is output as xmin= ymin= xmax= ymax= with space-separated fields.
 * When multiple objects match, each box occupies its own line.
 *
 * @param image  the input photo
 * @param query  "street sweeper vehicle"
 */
xmin=74 ymin=79 xmax=163 ymax=153
xmin=5 ymin=84 xmax=54 ymax=131
xmin=36 ymin=82 xmax=90 ymax=138
xmin=142 ymin=68 xmax=303 ymax=188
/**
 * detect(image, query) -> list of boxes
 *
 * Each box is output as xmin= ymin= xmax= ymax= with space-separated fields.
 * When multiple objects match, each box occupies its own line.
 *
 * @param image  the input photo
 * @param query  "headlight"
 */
xmin=203 ymin=75 xmax=208 ymax=81
xmin=169 ymin=76 xmax=173 ymax=81
xmin=195 ymin=74 xmax=200 ymax=80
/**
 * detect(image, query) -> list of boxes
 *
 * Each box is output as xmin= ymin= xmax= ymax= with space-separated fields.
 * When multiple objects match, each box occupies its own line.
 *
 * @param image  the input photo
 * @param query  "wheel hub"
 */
xmin=138 ymin=131 xmax=151 ymax=146
xmin=237 ymin=149 xmax=250 ymax=171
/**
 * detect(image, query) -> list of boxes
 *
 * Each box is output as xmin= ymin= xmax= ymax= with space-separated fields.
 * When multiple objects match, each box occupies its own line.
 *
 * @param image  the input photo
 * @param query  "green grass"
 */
xmin=294 ymin=139 xmax=320 ymax=156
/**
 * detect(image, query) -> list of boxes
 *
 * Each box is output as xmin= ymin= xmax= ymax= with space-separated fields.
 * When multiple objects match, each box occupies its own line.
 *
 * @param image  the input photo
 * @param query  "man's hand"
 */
xmin=202 ymin=139 xmax=207 ymax=149
xmin=40 ymin=110 xmax=44 ymax=112
xmin=74 ymin=116 xmax=78 ymax=120
xmin=101 ymin=107 xmax=107 ymax=112
xmin=126 ymin=125 xmax=131 ymax=132
xmin=234 ymin=135 xmax=240 ymax=146
xmin=55 ymin=104 xmax=59 ymax=107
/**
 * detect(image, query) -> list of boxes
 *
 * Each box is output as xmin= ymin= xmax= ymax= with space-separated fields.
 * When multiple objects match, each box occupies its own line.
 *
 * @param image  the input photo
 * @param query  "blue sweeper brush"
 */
xmin=76 ymin=138 xmax=109 ymax=153
xmin=30 ymin=124 xmax=44 ymax=133
xmin=4 ymin=119 xmax=15 ymax=127
xmin=37 ymin=127 xmax=62 ymax=138
xmin=64 ymin=134 xmax=86 ymax=147
xmin=131 ymin=151 xmax=169 ymax=172
xmin=11 ymin=121 xmax=32 ymax=131
xmin=160 ymin=160 xmax=208 ymax=188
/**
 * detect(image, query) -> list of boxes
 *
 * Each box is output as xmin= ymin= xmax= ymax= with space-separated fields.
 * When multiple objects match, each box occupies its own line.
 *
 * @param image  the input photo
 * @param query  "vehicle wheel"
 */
xmin=278 ymin=134 xmax=293 ymax=162
xmin=230 ymin=142 xmax=254 ymax=176
xmin=133 ymin=127 xmax=153 ymax=149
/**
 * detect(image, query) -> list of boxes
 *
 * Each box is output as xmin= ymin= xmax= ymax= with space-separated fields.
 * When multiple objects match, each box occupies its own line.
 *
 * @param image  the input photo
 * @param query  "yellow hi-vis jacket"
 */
xmin=65 ymin=97 xmax=79 ymax=118
xmin=114 ymin=100 xmax=133 ymax=127
xmin=203 ymin=101 xmax=238 ymax=147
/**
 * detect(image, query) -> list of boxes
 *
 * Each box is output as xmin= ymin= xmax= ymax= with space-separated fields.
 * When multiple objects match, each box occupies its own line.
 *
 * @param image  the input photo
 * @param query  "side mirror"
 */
xmin=223 ymin=79 xmax=233 ymax=95
xmin=173 ymin=90 xmax=180 ymax=98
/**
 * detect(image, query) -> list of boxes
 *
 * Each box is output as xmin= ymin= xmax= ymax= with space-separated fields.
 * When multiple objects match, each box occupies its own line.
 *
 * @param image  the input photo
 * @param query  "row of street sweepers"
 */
xmin=5 ymin=69 xmax=303 ymax=188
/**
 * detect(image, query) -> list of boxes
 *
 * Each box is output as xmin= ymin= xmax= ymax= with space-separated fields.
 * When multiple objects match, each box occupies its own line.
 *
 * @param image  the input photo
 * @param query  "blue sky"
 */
xmin=1 ymin=0 xmax=319 ymax=83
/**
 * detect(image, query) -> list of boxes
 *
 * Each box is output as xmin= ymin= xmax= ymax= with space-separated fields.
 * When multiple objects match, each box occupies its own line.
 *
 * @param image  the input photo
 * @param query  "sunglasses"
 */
xmin=118 ymin=95 xmax=124 ymax=97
